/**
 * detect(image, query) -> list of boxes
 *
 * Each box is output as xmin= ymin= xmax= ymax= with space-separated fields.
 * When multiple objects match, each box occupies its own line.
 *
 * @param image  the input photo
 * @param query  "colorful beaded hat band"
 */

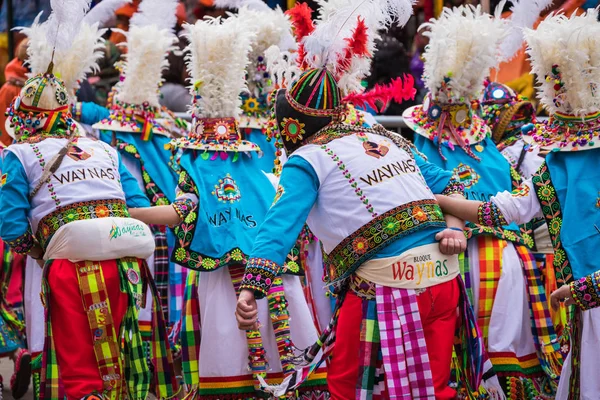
xmin=167 ymin=117 xmax=260 ymax=156
xmin=528 ymin=110 xmax=600 ymax=152
xmin=92 ymin=99 xmax=168 ymax=141
xmin=402 ymin=95 xmax=489 ymax=161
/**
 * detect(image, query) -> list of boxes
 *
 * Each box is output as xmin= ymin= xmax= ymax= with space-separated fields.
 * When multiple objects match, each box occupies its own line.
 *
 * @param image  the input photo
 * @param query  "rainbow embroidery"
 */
xmin=212 ymin=174 xmax=241 ymax=203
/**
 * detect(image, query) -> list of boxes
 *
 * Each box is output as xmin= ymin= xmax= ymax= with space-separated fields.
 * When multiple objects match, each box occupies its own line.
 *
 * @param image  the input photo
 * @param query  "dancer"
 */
xmin=435 ymin=9 xmax=600 ymax=399
xmin=403 ymin=5 xmax=561 ymax=398
xmin=130 ymin=15 xmax=329 ymax=398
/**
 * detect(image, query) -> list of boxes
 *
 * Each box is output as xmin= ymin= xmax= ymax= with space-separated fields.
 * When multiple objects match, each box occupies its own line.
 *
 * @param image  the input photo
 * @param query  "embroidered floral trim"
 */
xmin=570 ymin=272 xmax=600 ymax=310
xmin=321 ymin=144 xmax=377 ymax=218
xmin=464 ymin=224 xmax=534 ymax=248
xmin=531 ymin=163 xmax=572 ymax=286
xmin=36 ymin=199 xmax=129 ymax=249
xmin=325 ymin=200 xmax=446 ymax=285
xmin=7 ymin=229 xmax=35 ymax=254
xmin=442 ymin=177 xmax=465 ymax=196
xmin=240 ymin=258 xmax=281 ymax=298
xmin=116 ymin=140 xmax=168 ymax=205
xmin=30 ymin=143 xmax=60 ymax=206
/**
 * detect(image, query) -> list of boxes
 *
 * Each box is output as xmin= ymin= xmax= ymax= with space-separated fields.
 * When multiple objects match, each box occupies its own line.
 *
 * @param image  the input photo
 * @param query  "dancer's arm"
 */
xmin=237 ymin=156 xmax=319 ymax=330
xmin=551 ymin=271 xmax=600 ymax=311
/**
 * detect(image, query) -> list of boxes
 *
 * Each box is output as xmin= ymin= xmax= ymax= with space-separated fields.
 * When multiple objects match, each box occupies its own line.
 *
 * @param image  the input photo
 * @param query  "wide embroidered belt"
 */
xmin=325 ymin=199 xmax=446 ymax=286
xmin=36 ymin=199 xmax=130 ymax=250
xmin=355 ymin=242 xmax=459 ymax=289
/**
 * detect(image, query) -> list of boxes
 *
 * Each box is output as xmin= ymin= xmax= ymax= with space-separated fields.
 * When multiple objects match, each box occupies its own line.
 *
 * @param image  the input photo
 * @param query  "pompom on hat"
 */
xmin=402 ymin=4 xmax=510 ymax=160
xmin=524 ymin=9 xmax=600 ymax=152
xmin=481 ymin=81 xmax=535 ymax=145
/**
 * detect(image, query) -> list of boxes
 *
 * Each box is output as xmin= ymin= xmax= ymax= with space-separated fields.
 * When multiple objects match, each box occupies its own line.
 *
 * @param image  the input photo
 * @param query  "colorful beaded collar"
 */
xmin=528 ymin=111 xmax=600 ymax=152
xmin=167 ymin=117 xmax=260 ymax=160
xmin=402 ymin=96 xmax=489 ymax=161
xmin=5 ymin=101 xmax=77 ymax=143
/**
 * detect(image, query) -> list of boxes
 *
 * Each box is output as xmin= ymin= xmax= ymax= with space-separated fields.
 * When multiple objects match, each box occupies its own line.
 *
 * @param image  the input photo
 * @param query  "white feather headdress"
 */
xmin=20 ymin=0 xmax=106 ymax=98
xmin=303 ymin=0 xmax=416 ymax=94
xmin=421 ymin=4 xmax=510 ymax=103
xmin=500 ymin=0 xmax=552 ymax=61
xmin=214 ymin=0 xmax=271 ymax=12
xmin=182 ymin=17 xmax=254 ymax=118
xmin=83 ymin=0 xmax=132 ymax=28
xmin=116 ymin=0 xmax=178 ymax=107
xmin=524 ymin=9 xmax=600 ymax=116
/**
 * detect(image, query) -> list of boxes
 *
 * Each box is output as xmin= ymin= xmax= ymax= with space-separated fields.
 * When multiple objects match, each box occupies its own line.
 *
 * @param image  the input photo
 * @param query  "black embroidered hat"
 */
xmin=273 ymin=67 xmax=344 ymax=153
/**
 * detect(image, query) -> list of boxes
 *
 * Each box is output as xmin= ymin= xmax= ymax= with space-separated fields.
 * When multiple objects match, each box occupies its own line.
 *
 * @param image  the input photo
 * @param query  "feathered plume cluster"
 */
xmin=214 ymin=0 xmax=271 ymax=12
xmin=117 ymin=0 xmax=178 ymax=107
xmin=524 ymin=9 xmax=600 ymax=116
xmin=500 ymin=0 xmax=552 ymax=61
xmin=303 ymin=0 xmax=416 ymax=94
xmin=421 ymin=4 xmax=510 ymax=103
xmin=343 ymin=75 xmax=416 ymax=112
xmin=83 ymin=0 xmax=131 ymax=28
xmin=20 ymin=0 xmax=106 ymax=98
xmin=182 ymin=17 xmax=254 ymax=118
xmin=129 ymin=0 xmax=178 ymax=32
xmin=286 ymin=2 xmax=315 ymax=69
xmin=264 ymin=45 xmax=302 ymax=89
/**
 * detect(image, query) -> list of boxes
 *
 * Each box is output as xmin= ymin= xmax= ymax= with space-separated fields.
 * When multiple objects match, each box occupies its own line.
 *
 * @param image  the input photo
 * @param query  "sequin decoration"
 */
xmin=280 ymin=117 xmax=305 ymax=144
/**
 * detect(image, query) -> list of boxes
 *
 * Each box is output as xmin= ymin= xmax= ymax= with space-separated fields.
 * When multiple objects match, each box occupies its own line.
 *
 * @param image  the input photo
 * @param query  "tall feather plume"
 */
xmin=421 ymin=4 xmax=510 ymax=103
xmin=524 ymin=9 xmax=600 ymax=116
xmin=45 ymin=0 xmax=91 ymax=55
xmin=264 ymin=45 xmax=302 ymax=88
xmin=182 ymin=17 xmax=254 ymax=118
xmin=130 ymin=0 xmax=178 ymax=32
xmin=20 ymin=2 xmax=105 ymax=100
xmin=500 ymin=0 xmax=552 ymax=61
xmin=117 ymin=0 xmax=178 ymax=106
xmin=286 ymin=2 xmax=315 ymax=68
xmin=234 ymin=7 xmax=295 ymax=96
xmin=303 ymin=0 xmax=415 ymax=94
xmin=84 ymin=0 xmax=132 ymax=28
xmin=214 ymin=0 xmax=271 ymax=12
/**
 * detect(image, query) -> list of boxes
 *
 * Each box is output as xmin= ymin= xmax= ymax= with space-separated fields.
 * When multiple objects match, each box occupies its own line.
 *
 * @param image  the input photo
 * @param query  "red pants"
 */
xmin=328 ymin=279 xmax=459 ymax=400
xmin=48 ymin=259 xmax=128 ymax=400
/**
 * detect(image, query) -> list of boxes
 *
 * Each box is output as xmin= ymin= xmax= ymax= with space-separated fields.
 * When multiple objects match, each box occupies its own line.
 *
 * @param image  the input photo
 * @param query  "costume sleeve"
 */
xmin=0 ymin=151 xmax=34 ymax=253
xmin=171 ymin=169 xmax=199 ymax=221
xmin=119 ymin=154 xmax=151 ymax=208
xmin=570 ymin=271 xmax=600 ymax=311
xmin=240 ymin=156 xmax=320 ymax=299
xmin=413 ymin=151 xmax=464 ymax=195
xmin=477 ymin=179 xmax=543 ymax=226
xmin=73 ymin=102 xmax=111 ymax=125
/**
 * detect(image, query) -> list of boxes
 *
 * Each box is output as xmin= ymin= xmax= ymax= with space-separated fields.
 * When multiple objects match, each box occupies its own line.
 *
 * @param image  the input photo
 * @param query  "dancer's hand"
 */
xmin=236 ymin=289 xmax=259 ymax=331
xmin=483 ymin=374 xmax=507 ymax=400
xmin=435 ymin=229 xmax=467 ymax=255
xmin=550 ymin=284 xmax=574 ymax=310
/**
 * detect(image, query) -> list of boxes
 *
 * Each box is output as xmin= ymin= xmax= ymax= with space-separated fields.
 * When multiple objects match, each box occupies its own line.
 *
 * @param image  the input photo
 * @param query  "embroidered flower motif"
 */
xmin=242 ymin=97 xmax=260 ymax=113
xmin=174 ymin=248 xmax=186 ymax=262
xmin=286 ymin=261 xmax=300 ymax=273
xmin=202 ymin=258 xmax=216 ymax=270
xmin=142 ymin=171 xmax=151 ymax=184
xmin=125 ymin=144 xmax=136 ymax=154
xmin=412 ymin=206 xmax=428 ymax=222
xmin=156 ymin=197 xmax=169 ymax=206
xmin=382 ymin=217 xmax=400 ymax=235
xmin=96 ymin=205 xmax=110 ymax=218
xmin=280 ymin=117 xmax=305 ymax=144
xmin=548 ymin=217 xmax=562 ymax=235
xmin=65 ymin=210 xmax=79 ymax=222
xmin=184 ymin=211 xmax=197 ymax=225
xmin=231 ymin=249 xmax=243 ymax=262
xmin=503 ymin=230 xmax=516 ymax=242
xmin=352 ymin=237 xmax=369 ymax=254
xmin=538 ymin=186 xmax=555 ymax=201
xmin=554 ymin=249 xmax=566 ymax=264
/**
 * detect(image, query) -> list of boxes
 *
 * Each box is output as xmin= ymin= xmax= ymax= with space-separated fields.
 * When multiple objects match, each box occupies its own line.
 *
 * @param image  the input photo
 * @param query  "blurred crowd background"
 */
xmin=0 ymin=0 xmax=597 ymax=146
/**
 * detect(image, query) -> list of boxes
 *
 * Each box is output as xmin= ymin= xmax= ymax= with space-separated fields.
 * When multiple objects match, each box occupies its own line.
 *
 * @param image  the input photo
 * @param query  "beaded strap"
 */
xmin=240 ymin=257 xmax=281 ymax=299
xmin=7 ymin=229 xmax=35 ymax=254
xmin=477 ymin=202 xmax=507 ymax=227
xmin=570 ymin=272 xmax=600 ymax=310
